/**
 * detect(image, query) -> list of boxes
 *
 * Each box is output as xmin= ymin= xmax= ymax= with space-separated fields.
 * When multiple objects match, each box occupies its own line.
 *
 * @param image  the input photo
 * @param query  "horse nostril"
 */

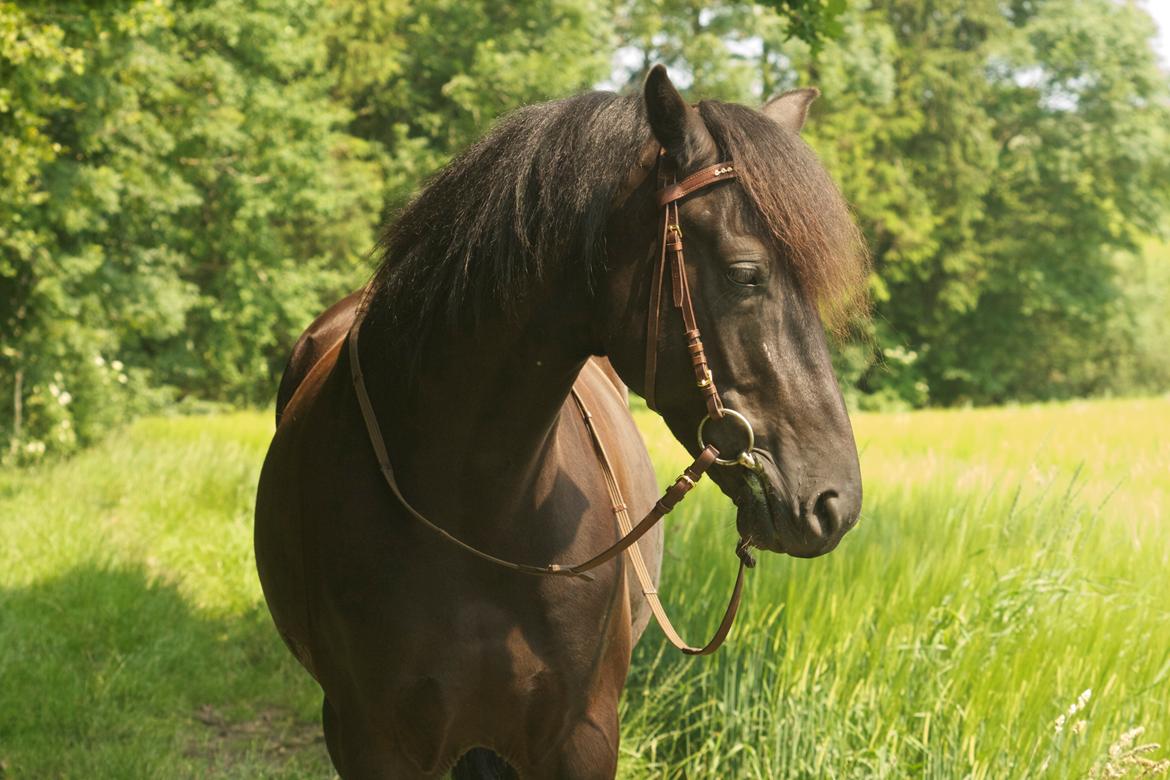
xmin=812 ymin=492 xmax=841 ymax=537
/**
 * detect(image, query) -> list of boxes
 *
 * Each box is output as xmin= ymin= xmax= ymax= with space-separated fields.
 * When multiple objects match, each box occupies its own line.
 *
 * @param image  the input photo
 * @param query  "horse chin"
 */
xmin=731 ymin=473 xmax=790 ymax=555
xmin=729 ymin=461 xmax=842 ymax=560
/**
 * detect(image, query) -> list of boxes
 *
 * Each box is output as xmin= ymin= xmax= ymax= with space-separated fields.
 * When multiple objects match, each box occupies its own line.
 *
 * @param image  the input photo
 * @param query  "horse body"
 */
xmin=258 ymin=291 xmax=661 ymax=777
xmin=257 ymin=67 xmax=868 ymax=778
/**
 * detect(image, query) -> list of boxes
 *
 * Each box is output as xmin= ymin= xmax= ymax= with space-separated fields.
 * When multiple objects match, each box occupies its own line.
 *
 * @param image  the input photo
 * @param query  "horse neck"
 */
xmin=357 ymin=281 xmax=596 ymax=534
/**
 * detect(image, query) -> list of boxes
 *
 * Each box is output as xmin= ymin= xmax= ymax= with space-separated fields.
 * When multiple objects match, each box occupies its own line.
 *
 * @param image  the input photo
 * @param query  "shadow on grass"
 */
xmin=0 ymin=565 xmax=333 ymax=779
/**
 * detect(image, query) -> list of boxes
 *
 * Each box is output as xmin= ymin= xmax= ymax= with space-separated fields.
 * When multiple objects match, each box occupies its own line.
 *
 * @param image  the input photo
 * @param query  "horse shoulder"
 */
xmin=256 ymin=335 xmax=350 ymax=681
xmin=590 ymin=356 xmax=629 ymax=405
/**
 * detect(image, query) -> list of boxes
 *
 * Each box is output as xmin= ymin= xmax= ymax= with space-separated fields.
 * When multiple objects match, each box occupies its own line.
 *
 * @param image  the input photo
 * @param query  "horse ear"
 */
xmin=761 ymin=87 xmax=820 ymax=133
xmin=643 ymin=64 xmax=716 ymax=169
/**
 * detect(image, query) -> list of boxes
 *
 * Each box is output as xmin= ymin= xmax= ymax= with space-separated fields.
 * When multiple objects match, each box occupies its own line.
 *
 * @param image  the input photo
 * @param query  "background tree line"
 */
xmin=3 ymin=0 xmax=1168 ymax=462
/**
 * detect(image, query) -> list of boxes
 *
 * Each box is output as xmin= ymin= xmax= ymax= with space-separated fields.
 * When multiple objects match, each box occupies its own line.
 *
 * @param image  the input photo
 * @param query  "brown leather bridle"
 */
xmin=643 ymin=153 xmax=763 ymax=471
xmin=348 ymin=153 xmax=759 ymax=654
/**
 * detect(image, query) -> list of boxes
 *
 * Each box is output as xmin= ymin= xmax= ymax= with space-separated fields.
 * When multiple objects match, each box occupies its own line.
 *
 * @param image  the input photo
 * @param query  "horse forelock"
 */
xmin=697 ymin=100 xmax=870 ymax=330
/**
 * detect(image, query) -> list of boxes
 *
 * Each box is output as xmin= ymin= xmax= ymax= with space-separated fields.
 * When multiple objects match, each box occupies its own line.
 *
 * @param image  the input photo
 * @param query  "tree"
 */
xmin=613 ymin=0 xmax=1170 ymax=407
xmin=328 ymin=0 xmax=616 ymax=211
xmin=754 ymin=0 xmax=847 ymax=52
xmin=862 ymin=0 xmax=1170 ymax=404
xmin=4 ymin=0 xmax=1167 ymax=462
xmin=1 ymin=0 xmax=383 ymax=460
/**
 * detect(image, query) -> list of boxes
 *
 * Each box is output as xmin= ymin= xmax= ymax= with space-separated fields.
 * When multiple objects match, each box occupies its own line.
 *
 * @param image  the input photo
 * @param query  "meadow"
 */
xmin=1 ymin=398 xmax=1167 ymax=778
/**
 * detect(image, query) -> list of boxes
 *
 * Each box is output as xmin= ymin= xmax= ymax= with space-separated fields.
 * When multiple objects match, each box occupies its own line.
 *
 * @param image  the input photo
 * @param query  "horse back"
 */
xmin=274 ymin=288 xmax=632 ymax=427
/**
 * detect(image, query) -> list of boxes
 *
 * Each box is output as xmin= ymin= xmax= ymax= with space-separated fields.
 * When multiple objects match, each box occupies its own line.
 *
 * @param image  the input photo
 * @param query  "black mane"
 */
xmin=363 ymin=92 xmax=650 ymax=349
xmin=363 ymin=90 xmax=866 ymax=358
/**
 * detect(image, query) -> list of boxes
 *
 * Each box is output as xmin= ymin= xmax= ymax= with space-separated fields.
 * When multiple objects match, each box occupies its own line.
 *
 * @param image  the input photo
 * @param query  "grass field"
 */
xmin=1 ymin=398 xmax=1168 ymax=778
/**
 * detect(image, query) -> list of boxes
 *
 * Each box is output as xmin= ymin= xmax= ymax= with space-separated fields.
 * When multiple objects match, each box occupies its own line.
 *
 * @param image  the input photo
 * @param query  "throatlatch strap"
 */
xmin=642 ymin=220 xmax=668 ymax=411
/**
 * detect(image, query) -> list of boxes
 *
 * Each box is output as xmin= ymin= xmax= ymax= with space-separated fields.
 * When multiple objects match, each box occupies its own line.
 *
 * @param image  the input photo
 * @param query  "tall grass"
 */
xmin=0 ymin=399 xmax=1167 ymax=777
xmin=621 ymin=398 xmax=1170 ymax=778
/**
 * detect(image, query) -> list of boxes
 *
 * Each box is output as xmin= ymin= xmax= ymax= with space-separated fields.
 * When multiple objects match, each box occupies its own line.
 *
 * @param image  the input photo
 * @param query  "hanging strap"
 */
xmin=569 ymin=385 xmax=749 ymax=655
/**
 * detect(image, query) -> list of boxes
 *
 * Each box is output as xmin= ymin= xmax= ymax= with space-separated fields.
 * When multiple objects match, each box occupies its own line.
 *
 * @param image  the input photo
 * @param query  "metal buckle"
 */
xmin=697 ymin=409 xmax=758 ymax=469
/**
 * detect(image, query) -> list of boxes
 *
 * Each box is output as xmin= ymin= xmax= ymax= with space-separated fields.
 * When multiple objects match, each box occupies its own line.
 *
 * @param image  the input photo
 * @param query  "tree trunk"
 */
xmin=13 ymin=367 xmax=23 ymax=441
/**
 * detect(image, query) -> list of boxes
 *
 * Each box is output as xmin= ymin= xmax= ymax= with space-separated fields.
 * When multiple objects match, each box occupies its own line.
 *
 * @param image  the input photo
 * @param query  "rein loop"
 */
xmin=347 ymin=327 xmax=717 ymax=581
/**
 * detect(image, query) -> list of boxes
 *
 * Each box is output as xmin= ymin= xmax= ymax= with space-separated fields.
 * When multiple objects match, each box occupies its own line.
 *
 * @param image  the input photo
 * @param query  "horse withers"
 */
xmin=256 ymin=66 xmax=866 ymax=778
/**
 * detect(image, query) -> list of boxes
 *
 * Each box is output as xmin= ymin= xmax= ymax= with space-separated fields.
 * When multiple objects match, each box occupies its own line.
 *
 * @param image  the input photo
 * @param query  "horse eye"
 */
xmin=725 ymin=263 xmax=762 ymax=287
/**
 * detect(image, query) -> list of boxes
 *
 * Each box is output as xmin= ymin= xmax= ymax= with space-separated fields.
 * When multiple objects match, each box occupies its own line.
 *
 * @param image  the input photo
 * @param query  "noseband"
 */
xmin=347 ymin=151 xmax=758 ymax=655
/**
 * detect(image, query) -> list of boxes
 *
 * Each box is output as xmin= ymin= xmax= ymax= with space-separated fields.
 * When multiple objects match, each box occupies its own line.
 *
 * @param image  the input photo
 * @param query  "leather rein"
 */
xmin=347 ymin=153 xmax=757 ymax=655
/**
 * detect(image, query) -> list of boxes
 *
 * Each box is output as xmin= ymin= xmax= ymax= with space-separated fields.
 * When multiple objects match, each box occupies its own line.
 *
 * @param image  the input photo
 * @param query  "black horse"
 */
xmin=256 ymin=66 xmax=867 ymax=778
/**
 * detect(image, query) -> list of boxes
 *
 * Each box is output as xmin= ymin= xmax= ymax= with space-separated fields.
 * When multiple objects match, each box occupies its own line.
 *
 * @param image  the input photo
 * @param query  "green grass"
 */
xmin=0 ymin=415 xmax=329 ymax=779
xmin=623 ymin=398 xmax=1170 ymax=778
xmin=1 ymin=399 xmax=1168 ymax=777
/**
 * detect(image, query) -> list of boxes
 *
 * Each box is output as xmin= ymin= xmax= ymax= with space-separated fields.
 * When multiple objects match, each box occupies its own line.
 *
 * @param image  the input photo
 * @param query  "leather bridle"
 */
xmin=643 ymin=154 xmax=762 ymax=471
xmin=347 ymin=152 xmax=760 ymax=655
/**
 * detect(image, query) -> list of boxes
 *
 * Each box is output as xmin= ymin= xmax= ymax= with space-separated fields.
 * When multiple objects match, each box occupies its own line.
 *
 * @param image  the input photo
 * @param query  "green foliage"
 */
xmin=1 ymin=1 xmax=383 ymax=461
xmin=856 ymin=0 xmax=1170 ymax=405
xmin=615 ymin=0 xmax=1170 ymax=408
xmin=1109 ymin=238 xmax=1170 ymax=393
xmin=1 ymin=0 xmax=619 ymax=460
xmin=328 ymin=0 xmax=615 ymax=209
xmin=612 ymin=0 xmax=850 ymax=98
xmin=754 ymin=0 xmax=847 ymax=51
xmin=3 ymin=0 xmax=1169 ymax=459
xmin=2 ymin=400 xmax=1167 ymax=774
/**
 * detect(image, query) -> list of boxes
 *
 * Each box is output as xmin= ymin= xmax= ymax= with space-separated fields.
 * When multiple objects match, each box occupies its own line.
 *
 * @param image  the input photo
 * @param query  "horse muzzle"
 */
xmin=724 ymin=447 xmax=861 ymax=558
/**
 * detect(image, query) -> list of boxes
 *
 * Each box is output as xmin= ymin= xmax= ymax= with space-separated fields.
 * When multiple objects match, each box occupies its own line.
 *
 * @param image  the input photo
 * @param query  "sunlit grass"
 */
xmin=1 ymin=399 xmax=1167 ymax=777
xmin=622 ymin=397 xmax=1170 ymax=778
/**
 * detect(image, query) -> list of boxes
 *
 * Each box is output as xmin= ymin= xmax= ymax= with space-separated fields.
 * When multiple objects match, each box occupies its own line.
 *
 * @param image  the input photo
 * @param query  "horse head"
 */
xmin=601 ymin=66 xmax=867 ymax=558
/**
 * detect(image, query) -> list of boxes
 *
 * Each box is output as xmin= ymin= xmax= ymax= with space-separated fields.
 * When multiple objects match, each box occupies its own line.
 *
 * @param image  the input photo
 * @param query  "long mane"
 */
xmin=363 ymin=90 xmax=866 ymax=356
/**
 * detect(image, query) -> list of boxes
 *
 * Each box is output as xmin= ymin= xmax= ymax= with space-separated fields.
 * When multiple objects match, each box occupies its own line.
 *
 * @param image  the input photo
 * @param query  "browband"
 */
xmin=656 ymin=162 xmax=738 ymax=206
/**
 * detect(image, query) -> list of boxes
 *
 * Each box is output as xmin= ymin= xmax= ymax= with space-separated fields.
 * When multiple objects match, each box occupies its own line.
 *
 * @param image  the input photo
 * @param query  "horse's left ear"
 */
xmin=761 ymin=87 xmax=821 ymax=133
xmin=643 ymin=64 xmax=717 ymax=169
